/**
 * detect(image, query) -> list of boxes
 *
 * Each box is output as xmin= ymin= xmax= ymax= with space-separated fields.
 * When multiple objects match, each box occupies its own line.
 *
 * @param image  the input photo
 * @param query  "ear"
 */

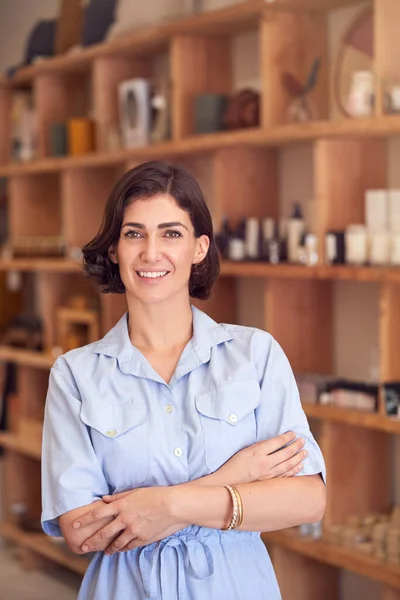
xmin=192 ymin=235 xmax=210 ymax=265
xmin=108 ymin=246 xmax=118 ymax=264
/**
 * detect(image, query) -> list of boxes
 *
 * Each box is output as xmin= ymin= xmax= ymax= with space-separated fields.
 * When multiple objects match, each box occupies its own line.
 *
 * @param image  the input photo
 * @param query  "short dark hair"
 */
xmin=82 ymin=160 xmax=220 ymax=300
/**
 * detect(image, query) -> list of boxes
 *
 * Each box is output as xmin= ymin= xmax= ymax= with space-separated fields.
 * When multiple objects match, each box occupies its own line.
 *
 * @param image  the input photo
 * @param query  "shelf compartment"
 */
xmin=264 ymin=529 xmax=400 ymax=590
xmin=8 ymin=174 xmax=63 ymax=253
xmin=0 ymin=521 xmax=89 ymax=576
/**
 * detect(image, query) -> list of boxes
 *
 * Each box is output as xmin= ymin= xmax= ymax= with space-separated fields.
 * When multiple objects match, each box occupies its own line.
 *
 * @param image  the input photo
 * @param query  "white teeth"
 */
xmin=138 ymin=271 xmax=168 ymax=278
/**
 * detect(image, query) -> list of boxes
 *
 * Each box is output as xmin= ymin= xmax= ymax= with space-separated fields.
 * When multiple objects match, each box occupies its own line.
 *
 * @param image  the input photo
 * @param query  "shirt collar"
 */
xmin=92 ymin=305 xmax=233 ymax=381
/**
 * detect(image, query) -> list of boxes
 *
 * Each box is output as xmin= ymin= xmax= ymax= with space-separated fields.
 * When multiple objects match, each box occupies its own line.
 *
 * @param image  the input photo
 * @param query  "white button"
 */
xmin=106 ymin=429 xmax=117 ymax=437
xmin=228 ymin=414 xmax=238 ymax=424
xmin=165 ymin=404 xmax=173 ymax=414
xmin=174 ymin=447 xmax=183 ymax=457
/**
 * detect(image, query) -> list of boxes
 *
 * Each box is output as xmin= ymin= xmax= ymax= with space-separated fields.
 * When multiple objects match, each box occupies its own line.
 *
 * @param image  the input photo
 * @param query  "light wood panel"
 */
xmin=260 ymin=10 xmax=329 ymax=127
xmin=171 ymin=35 xmax=232 ymax=139
xmin=3 ymin=453 xmax=42 ymax=523
xmin=374 ymin=0 xmax=400 ymax=116
xmin=100 ymin=293 xmax=128 ymax=336
xmin=315 ymin=138 xmax=387 ymax=260
xmin=0 ymin=522 xmax=89 ymax=575
xmin=380 ymin=282 xmax=400 ymax=381
xmin=193 ymin=277 xmax=237 ymax=324
xmin=269 ymin=545 xmax=339 ymax=600
xmin=8 ymin=174 xmax=62 ymax=239
xmin=264 ymin=278 xmax=333 ymax=374
xmin=213 ymin=146 xmax=278 ymax=230
xmin=321 ymin=422 xmax=391 ymax=526
xmin=304 ymin=402 xmax=400 ymax=434
xmin=0 ymin=87 xmax=11 ymax=164
xmin=264 ymin=529 xmax=400 ymax=589
xmin=62 ymin=166 xmax=123 ymax=252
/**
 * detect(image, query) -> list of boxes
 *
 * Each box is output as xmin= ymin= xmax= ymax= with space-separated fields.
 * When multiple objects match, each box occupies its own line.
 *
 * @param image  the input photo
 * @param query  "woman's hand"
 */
xmin=72 ymin=487 xmax=187 ymax=556
xmin=214 ymin=431 xmax=307 ymax=485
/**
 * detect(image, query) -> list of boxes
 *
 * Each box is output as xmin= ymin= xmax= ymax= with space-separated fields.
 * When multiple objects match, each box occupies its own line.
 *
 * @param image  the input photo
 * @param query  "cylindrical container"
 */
xmin=325 ymin=233 xmax=337 ymax=264
xmin=347 ymin=70 xmax=374 ymax=118
xmin=390 ymin=85 xmax=400 ymax=113
xmin=194 ymin=94 xmax=229 ymax=134
xmin=390 ymin=233 xmax=400 ymax=266
xmin=287 ymin=205 xmax=305 ymax=263
xmin=68 ymin=118 xmax=95 ymax=155
xmin=305 ymin=234 xmax=318 ymax=266
xmin=228 ymin=238 xmax=246 ymax=261
xmin=345 ymin=225 xmax=368 ymax=265
xmin=50 ymin=122 xmax=68 ymax=157
xmin=369 ymin=231 xmax=390 ymax=265
xmin=245 ymin=218 xmax=260 ymax=260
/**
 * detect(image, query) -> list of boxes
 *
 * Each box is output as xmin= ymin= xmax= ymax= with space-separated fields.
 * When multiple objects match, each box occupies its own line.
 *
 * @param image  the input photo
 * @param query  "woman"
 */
xmin=41 ymin=160 xmax=326 ymax=600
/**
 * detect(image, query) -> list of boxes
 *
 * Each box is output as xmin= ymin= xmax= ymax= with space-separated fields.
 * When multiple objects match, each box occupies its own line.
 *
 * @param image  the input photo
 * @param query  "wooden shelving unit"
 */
xmin=263 ymin=529 xmax=400 ymax=590
xmin=1 ymin=0 xmax=400 ymax=598
xmin=0 ymin=522 xmax=89 ymax=575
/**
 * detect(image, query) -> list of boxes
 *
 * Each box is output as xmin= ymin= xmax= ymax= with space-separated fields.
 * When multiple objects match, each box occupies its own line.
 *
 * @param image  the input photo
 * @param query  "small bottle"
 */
xmin=287 ymin=203 xmax=305 ymax=263
xmin=260 ymin=218 xmax=275 ymax=261
xmin=245 ymin=218 xmax=260 ymax=260
xmin=305 ymin=234 xmax=318 ymax=266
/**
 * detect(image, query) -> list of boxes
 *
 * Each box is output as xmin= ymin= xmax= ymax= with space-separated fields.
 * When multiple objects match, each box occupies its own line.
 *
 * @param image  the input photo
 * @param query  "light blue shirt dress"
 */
xmin=41 ymin=306 xmax=326 ymax=600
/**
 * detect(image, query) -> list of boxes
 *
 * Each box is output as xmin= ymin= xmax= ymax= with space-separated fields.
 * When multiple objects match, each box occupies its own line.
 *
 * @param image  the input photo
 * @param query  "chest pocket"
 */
xmin=80 ymin=398 xmax=149 ymax=489
xmin=195 ymin=380 xmax=261 ymax=472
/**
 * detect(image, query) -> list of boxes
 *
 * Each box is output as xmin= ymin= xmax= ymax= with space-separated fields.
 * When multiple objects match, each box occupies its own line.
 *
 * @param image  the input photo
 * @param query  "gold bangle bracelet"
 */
xmin=223 ymin=485 xmax=243 ymax=530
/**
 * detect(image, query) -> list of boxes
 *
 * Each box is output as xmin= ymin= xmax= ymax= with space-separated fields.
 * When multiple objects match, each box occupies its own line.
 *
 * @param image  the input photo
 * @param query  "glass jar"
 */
xmin=347 ymin=70 xmax=374 ymax=118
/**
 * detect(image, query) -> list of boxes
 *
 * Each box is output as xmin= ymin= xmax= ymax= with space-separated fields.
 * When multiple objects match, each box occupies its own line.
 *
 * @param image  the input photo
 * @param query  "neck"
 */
xmin=126 ymin=294 xmax=194 ymax=354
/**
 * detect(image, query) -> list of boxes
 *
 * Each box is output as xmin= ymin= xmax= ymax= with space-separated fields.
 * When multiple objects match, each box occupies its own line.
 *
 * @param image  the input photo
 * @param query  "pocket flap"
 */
xmin=80 ymin=398 xmax=147 ymax=439
xmin=195 ymin=380 xmax=261 ymax=425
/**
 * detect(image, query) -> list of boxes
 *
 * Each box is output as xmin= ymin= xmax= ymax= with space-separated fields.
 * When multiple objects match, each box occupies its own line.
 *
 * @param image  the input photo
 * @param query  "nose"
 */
xmin=140 ymin=235 xmax=163 ymax=263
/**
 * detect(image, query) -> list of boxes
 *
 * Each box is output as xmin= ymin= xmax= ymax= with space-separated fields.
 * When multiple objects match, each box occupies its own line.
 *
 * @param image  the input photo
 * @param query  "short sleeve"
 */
xmin=255 ymin=334 xmax=326 ymax=485
xmin=41 ymin=361 xmax=109 ymax=537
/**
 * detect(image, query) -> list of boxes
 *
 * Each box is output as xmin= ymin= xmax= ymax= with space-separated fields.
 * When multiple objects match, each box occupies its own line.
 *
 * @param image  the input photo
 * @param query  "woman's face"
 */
xmin=110 ymin=194 xmax=209 ymax=306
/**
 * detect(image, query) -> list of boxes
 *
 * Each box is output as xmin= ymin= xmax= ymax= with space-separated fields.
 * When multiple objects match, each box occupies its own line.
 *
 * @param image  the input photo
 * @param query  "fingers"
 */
xmin=81 ymin=519 xmax=125 ymax=553
xmin=73 ymin=503 xmax=119 ymax=530
xmin=256 ymin=431 xmax=297 ymax=456
xmin=104 ymin=532 xmax=138 ymax=556
xmin=103 ymin=491 xmax=130 ymax=503
xmin=267 ymin=449 xmax=308 ymax=479
xmin=282 ymin=463 xmax=304 ymax=477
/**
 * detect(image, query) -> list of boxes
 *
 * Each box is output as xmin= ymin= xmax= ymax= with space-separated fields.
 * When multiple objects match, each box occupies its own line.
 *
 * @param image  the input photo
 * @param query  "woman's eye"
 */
xmin=164 ymin=230 xmax=182 ymax=239
xmin=124 ymin=230 xmax=141 ymax=239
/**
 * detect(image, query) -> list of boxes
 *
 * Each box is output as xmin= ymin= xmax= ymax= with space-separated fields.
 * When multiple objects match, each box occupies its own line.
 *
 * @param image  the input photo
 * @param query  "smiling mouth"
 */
xmin=136 ymin=271 xmax=170 ymax=280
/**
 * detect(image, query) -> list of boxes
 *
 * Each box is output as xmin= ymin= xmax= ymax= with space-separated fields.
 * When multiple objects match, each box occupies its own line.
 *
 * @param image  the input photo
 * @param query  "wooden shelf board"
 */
xmin=220 ymin=261 xmax=400 ymax=283
xmin=0 ymin=432 xmax=42 ymax=460
xmin=0 ymin=522 xmax=89 ymax=576
xmin=0 ymin=347 xmax=54 ymax=369
xmin=0 ymin=258 xmax=81 ymax=272
xmin=8 ymin=1 xmax=264 ymax=84
xmin=2 ymin=116 xmax=400 ymax=177
xmin=3 ymin=0 xmax=365 ymax=86
xmin=264 ymin=529 xmax=400 ymax=589
xmin=1 ymin=258 xmax=400 ymax=285
xmin=303 ymin=403 xmax=400 ymax=435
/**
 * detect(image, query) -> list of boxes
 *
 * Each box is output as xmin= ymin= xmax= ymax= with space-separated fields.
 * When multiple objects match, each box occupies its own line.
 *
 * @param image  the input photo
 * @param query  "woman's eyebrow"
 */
xmin=121 ymin=221 xmax=188 ymax=231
